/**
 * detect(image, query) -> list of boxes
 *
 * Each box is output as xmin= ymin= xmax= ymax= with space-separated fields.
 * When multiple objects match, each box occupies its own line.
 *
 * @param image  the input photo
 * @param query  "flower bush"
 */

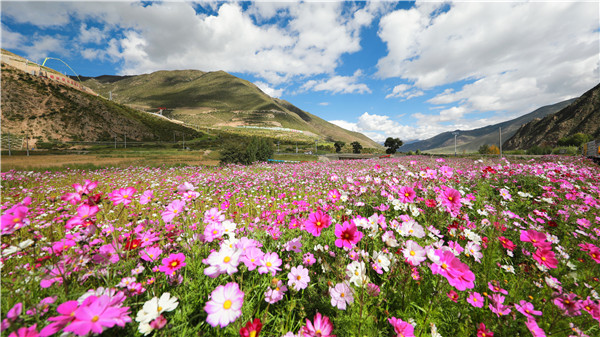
xmin=1 ymin=156 xmax=599 ymax=336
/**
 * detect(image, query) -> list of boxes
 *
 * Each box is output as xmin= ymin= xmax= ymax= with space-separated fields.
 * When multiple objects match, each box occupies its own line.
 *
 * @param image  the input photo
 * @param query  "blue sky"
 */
xmin=2 ymin=1 xmax=599 ymax=142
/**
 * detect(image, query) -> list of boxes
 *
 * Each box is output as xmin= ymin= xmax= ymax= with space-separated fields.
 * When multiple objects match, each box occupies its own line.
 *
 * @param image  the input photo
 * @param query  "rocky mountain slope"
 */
xmin=1 ymin=62 xmax=201 ymax=147
xmin=399 ymin=99 xmax=576 ymax=153
xmin=503 ymin=83 xmax=600 ymax=150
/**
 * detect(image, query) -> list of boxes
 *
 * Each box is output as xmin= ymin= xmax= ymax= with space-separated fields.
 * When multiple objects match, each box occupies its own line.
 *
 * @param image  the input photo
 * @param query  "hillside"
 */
xmin=503 ymin=83 xmax=600 ymax=150
xmin=0 ymin=62 xmax=201 ymax=147
xmin=399 ymin=99 xmax=576 ymax=153
xmin=80 ymin=70 xmax=382 ymax=148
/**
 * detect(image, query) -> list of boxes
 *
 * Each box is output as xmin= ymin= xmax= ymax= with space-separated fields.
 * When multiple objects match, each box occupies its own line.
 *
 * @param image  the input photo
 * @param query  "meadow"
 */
xmin=1 ymin=156 xmax=599 ymax=336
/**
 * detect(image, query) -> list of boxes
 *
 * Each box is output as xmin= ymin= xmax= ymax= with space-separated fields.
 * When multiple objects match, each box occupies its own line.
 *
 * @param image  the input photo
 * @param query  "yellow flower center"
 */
xmin=410 ymin=251 xmax=415 ymax=256
xmin=473 ymin=297 xmax=477 ymax=302
xmin=448 ymin=196 xmax=453 ymax=201
xmin=173 ymin=209 xmax=178 ymax=213
xmin=91 ymin=315 xmax=99 ymax=322
xmin=13 ymin=218 xmax=20 ymax=223
xmin=316 ymin=221 xmax=322 ymax=227
xmin=213 ymin=230 xmax=218 ymax=235
xmin=224 ymin=256 xmax=231 ymax=263
xmin=297 ymin=275 xmax=301 ymax=280
xmin=340 ymin=293 xmax=345 ymax=298
xmin=541 ymin=257 xmax=547 ymax=261
xmin=171 ymin=261 xmax=178 ymax=267
xmin=266 ymin=262 xmax=272 ymax=267
xmin=157 ymin=306 xmax=163 ymax=312
xmin=223 ymin=300 xmax=232 ymax=309
xmin=441 ymin=263 xmax=448 ymax=269
xmin=250 ymin=332 xmax=257 ymax=337
xmin=405 ymin=193 xmax=409 ymax=197
xmin=123 ymin=195 xmax=129 ymax=199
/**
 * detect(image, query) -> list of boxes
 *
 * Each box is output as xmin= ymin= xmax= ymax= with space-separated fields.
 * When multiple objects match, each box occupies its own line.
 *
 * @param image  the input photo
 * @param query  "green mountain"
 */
xmin=80 ymin=70 xmax=382 ymax=148
xmin=503 ymin=83 xmax=600 ymax=150
xmin=1 ymin=55 xmax=201 ymax=148
xmin=399 ymin=98 xmax=576 ymax=154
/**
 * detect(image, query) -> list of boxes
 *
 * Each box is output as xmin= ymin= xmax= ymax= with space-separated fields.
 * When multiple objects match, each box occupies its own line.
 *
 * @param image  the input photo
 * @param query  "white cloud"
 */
xmin=254 ymin=81 xmax=283 ymax=98
xmin=301 ymin=70 xmax=371 ymax=94
xmin=318 ymin=102 xmax=330 ymax=106
xmin=1 ymin=2 xmax=380 ymax=85
xmin=385 ymin=84 xmax=424 ymax=100
xmin=377 ymin=1 xmax=599 ymax=114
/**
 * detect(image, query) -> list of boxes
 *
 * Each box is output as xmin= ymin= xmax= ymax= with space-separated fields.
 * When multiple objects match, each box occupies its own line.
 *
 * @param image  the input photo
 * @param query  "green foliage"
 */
xmin=557 ymin=133 xmax=592 ymax=147
xmin=351 ymin=141 xmax=363 ymax=154
xmin=334 ymin=141 xmax=345 ymax=153
xmin=384 ymin=137 xmax=403 ymax=154
xmin=478 ymin=144 xmax=490 ymax=154
xmin=526 ymin=145 xmax=553 ymax=155
xmin=220 ymin=136 xmax=274 ymax=165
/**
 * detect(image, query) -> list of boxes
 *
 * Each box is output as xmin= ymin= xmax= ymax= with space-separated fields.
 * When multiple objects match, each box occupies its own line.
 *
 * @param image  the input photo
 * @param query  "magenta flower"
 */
xmin=334 ymin=221 xmax=363 ymax=249
xmin=520 ymin=229 xmax=551 ymax=249
xmin=39 ymin=301 xmax=79 ymax=336
xmin=489 ymin=294 xmax=511 ymax=317
xmin=63 ymin=295 xmax=131 ymax=336
xmin=398 ymin=186 xmax=416 ymax=203
xmin=258 ymin=252 xmax=282 ymax=276
xmin=488 ymin=281 xmax=508 ymax=295
xmin=1 ymin=204 xmax=29 ymax=235
xmin=287 ymin=265 xmax=310 ymax=291
xmin=388 ymin=317 xmax=414 ymax=337
xmin=303 ymin=252 xmax=316 ymax=266
xmin=240 ymin=247 xmax=264 ymax=271
xmin=161 ymin=200 xmax=185 ymax=223
xmin=467 ymin=292 xmax=484 ymax=308
xmin=204 ymin=282 xmax=244 ymax=328
xmin=66 ymin=204 xmax=99 ymax=229
xmin=264 ymin=280 xmax=287 ymax=304
xmin=532 ymin=249 xmax=558 ymax=269
xmin=158 ymin=253 xmax=186 ymax=276
xmin=477 ymin=323 xmax=494 ymax=337
xmin=524 ymin=318 xmax=547 ymax=337
xmin=439 ymin=187 xmax=461 ymax=211
xmin=515 ymin=300 xmax=542 ymax=318
xmin=447 ymin=290 xmax=458 ymax=302
xmin=139 ymin=246 xmax=162 ymax=262
xmin=329 ymin=283 xmax=354 ymax=310
xmin=204 ymin=207 xmax=224 ymax=224
xmin=553 ymin=293 xmax=582 ymax=316
xmin=8 ymin=324 xmax=38 ymax=337
xmin=139 ymin=190 xmax=154 ymax=205
xmin=108 ymin=187 xmax=136 ymax=206
xmin=303 ymin=312 xmax=335 ymax=337
xmin=327 ymin=189 xmax=341 ymax=202
xmin=429 ymin=249 xmax=475 ymax=291
xmin=203 ymin=222 xmax=224 ymax=242
xmin=304 ymin=210 xmax=331 ymax=237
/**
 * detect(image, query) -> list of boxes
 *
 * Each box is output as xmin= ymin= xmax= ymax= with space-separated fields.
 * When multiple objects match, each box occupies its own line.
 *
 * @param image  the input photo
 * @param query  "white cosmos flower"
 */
xmin=136 ymin=293 xmax=179 ymax=324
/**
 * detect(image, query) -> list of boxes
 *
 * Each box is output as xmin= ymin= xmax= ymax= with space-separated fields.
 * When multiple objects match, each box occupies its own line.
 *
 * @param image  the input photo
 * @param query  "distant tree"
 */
xmin=415 ymin=149 xmax=421 ymax=155
xmin=384 ymin=137 xmax=403 ymax=154
xmin=334 ymin=141 xmax=345 ymax=153
xmin=478 ymin=144 xmax=491 ymax=154
xmin=488 ymin=145 xmax=500 ymax=155
xmin=557 ymin=133 xmax=592 ymax=147
xmin=220 ymin=136 xmax=273 ymax=165
xmin=351 ymin=141 xmax=362 ymax=154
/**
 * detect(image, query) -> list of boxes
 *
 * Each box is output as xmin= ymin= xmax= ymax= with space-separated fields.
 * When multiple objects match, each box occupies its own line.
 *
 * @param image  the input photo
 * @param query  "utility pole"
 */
xmin=452 ymin=131 xmax=459 ymax=156
xmin=296 ymin=142 xmax=298 ymax=154
xmin=315 ymin=139 xmax=318 ymax=154
xmin=277 ymin=141 xmax=280 ymax=153
xmin=124 ymin=134 xmax=127 ymax=149
xmin=499 ymin=127 xmax=502 ymax=159
xmin=182 ymin=134 xmax=185 ymax=150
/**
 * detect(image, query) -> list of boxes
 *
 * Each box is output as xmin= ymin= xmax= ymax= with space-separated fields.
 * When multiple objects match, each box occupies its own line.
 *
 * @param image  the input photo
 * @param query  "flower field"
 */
xmin=1 ymin=156 xmax=599 ymax=337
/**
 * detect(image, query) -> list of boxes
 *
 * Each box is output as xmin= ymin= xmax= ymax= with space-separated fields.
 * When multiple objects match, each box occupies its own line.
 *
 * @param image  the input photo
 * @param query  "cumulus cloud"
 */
xmin=254 ymin=81 xmax=283 ymax=98
xmin=385 ymin=84 xmax=424 ymax=100
xmin=377 ymin=1 xmax=599 ymax=114
xmin=301 ymin=70 xmax=371 ymax=94
xmin=1 ymin=1 xmax=379 ymax=88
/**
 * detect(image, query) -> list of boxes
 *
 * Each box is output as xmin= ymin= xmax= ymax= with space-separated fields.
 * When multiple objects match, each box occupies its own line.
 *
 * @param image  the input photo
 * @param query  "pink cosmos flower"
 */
xmin=204 ymin=207 xmax=224 ymax=224
xmin=287 ymin=265 xmax=310 ymax=291
xmin=264 ymin=280 xmax=287 ymax=304
xmin=532 ymin=249 xmax=558 ymax=269
xmin=63 ymin=295 xmax=131 ymax=336
xmin=488 ymin=281 xmax=508 ymax=295
xmin=303 ymin=312 xmax=335 ymax=337
xmin=204 ymin=282 xmax=244 ymax=328
xmin=429 ymin=249 xmax=475 ymax=291
xmin=1 ymin=203 xmax=29 ymax=235
xmin=467 ymin=292 xmax=484 ymax=308
xmin=334 ymin=221 xmax=363 ymax=249
xmin=161 ymin=200 xmax=185 ymax=223
xmin=303 ymin=252 xmax=316 ymax=266
xmin=327 ymin=189 xmax=341 ymax=202
xmin=284 ymin=236 xmax=303 ymax=253
xmin=258 ymin=252 xmax=282 ymax=276
xmin=477 ymin=323 xmax=493 ymax=337
xmin=581 ymin=297 xmax=599 ymax=319
xmin=139 ymin=246 xmax=162 ymax=262
xmin=520 ymin=229 xmax=551 ymax=249
xmin=304 ymin=210 xmax=331 ymax=237
xmin=403 ymin=240 xmax=427 ymax=266
xmin=489 ymin=294 xmax=512 ymax=317
xmin=158 ymin=253 xmax=186 ymax=276
xmin=398 ymin=186 xmax=416 ymax=203
xmin=108 ymin=187 xmax=136 ymax=206
xmin=553 ymin=293 xmax=582 ymax=316
xmin=447 ymin=290 xmax=458 ymax=302
xmin=8 ymin=324 xmax=38 ymax=337
xmin=139 ymin=190 xmax=154 ymax=205
xmin=240 ymin=247 xmax=264 ymax=271
xmin=515 ymin=300 xmax=542 ymax=318
xmin=525 ymin=318 xmax=546 ymax=337
xmin=39 ymin=301 xmax=78 ymax=336
xmin=329 ymin=283 xmax=354 ymax=310
xmin=203 ymin=222 xmax=224 ymax=242
xmin=66 ymin=204 xmax=99 ymax=229
xmin=439 ymin=188 xmax=461 ymax=211
xmin=73 ymin=180 xmax=98 ymax=195
xmin=388 ymin=317 xmax=414 ymax=337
